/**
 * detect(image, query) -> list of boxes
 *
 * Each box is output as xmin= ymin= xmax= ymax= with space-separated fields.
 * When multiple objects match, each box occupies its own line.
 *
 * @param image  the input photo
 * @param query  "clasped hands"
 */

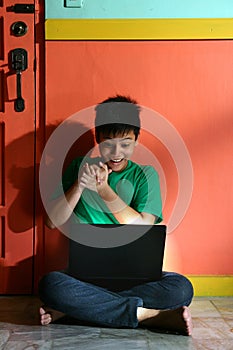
xmin=79 ymin=161 xmax=112 ymax=192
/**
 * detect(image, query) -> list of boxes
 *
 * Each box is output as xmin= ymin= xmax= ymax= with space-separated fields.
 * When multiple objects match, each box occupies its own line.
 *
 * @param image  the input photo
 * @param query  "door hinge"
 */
xmin=11 ymin=4 xmax=35 ymax=13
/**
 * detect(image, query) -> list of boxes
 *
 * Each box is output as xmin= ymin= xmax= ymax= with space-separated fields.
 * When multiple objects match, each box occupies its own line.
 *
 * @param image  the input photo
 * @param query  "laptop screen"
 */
xmin=67 ymin=224 xmax=166 ymax=291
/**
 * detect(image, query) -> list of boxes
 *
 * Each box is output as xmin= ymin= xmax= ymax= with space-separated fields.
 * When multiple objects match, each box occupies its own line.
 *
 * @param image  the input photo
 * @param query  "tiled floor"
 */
xmin=0 ymin=296 xmax=232 ymax=349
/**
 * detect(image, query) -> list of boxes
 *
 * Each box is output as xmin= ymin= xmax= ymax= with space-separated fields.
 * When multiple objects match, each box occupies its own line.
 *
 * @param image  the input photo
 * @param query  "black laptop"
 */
xmin=67 ymin=224 xmax=166 ymax=291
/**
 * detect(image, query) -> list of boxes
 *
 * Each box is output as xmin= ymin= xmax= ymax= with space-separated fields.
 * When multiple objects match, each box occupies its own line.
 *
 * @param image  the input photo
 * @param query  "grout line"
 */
xmin=209 ymin=299 xmax=224 ymax=317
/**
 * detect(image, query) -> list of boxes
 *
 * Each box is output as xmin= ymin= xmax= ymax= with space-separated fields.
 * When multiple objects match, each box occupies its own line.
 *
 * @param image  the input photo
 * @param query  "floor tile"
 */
xmin=211 ymin=297 xmax=233 ymax=317
xmin=55 ymin=338 xmax=149 ymax=350
xmin=223 ymin=317 xmax=233 ymax=329
xmin=99 ymin=327 xmax=146 ymax=339
xmin=3 ymin=340 xmax=52 ymax=350
xmin=192 ymin=317 xmax=233 ymax=340
xmin=190 ymin=299 xmax=221 ymax=318
xmin=147 ymin=332 xmax=197 ymax=350
xmin=0 ymin=330 xmax=10 ymax=349
xmin=193 ymin=338 xmax=233 ymax=350
xmin=7 ymin=324 xmax=101 ymax=342
xmin=1 ymin=296 xmax=233 ymax=350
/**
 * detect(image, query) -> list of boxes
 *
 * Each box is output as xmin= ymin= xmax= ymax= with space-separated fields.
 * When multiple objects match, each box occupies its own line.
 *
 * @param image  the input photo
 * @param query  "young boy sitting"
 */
xmin=39 ymin=95 xmax=193 ymax=335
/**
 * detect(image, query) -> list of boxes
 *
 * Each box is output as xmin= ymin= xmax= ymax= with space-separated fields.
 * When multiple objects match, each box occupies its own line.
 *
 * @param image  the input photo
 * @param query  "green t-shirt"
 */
xmin=57 ymin=157 xmax=163 ymax=224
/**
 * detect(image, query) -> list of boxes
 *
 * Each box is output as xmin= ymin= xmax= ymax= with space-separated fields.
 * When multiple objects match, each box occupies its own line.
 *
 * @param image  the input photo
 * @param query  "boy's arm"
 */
xmin=97 ymin=184 xmax=157 ymax=224
xmin=45 ymin=162 xmax=95 ymax=228
xmin=45 ymin=179 xmax=83 ymax=229
xmin=96 ymin=162 xmax=158 ymax=225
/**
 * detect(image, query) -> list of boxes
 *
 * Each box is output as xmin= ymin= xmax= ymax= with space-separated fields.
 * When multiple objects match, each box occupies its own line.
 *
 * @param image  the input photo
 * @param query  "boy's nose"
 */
xmin=111 ymin=144 xmax=121 ymax=157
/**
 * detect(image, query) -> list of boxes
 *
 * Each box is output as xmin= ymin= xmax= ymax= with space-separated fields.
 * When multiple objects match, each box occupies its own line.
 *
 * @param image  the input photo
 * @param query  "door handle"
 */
xmin=10 ymin=4 xmax=35 ymax=13
xmin=10 ymin=48 xmax=28 ymax=112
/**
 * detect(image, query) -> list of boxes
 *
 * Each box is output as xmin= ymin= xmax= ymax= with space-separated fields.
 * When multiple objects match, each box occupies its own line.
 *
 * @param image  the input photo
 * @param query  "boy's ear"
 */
xmin=135 ymin=139 xmax=139 ymax=146
xmin=95 ymin=133 xmax=99 ymax=144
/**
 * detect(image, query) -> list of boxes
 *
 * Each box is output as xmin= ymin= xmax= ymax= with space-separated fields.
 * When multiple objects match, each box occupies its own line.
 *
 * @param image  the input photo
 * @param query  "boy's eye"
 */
xmin=102 ymin=141 xmax=133 ymax=148
xmin=104 ymin=142 xmax=113 ymax=148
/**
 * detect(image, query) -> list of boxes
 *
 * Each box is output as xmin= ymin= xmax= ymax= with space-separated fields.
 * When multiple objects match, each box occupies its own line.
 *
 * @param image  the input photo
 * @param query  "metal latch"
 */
xmin=11 ymin=4 xmax=35 ymax=13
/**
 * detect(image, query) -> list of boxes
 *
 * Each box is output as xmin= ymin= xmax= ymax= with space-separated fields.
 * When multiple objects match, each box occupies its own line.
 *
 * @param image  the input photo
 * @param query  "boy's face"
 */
xmin=98 ymin=130 xmax=138 ymax=172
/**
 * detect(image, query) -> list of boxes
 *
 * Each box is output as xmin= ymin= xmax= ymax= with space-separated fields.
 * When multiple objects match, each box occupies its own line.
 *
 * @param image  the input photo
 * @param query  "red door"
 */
xmin=0 ymin=0 xmax=36 ymax=293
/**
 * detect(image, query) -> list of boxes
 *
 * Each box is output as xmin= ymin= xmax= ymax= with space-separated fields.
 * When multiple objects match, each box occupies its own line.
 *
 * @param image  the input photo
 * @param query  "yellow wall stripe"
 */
xmin=45 ymin=18 xmax=233 ymax=40
xmin=187 ymin=276 xmax=233 ymax=296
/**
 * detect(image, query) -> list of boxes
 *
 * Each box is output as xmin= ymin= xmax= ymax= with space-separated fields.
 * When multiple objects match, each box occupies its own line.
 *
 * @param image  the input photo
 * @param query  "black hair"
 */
xmin=95 ymin=95 xmax=141 ymax=143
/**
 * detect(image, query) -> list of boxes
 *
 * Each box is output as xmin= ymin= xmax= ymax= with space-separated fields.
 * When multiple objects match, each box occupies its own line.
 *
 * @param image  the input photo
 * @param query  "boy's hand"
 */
xmin=78 ymin=162 xmax=112 ymax=192
xmin=78 ymin=163 xmax=98 ymax=192
xmin=96 ymin=162 xmax=112 ymax=190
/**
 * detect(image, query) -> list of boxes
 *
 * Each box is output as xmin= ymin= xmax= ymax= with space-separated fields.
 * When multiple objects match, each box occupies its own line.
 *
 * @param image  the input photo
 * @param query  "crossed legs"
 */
xmin=38 ymin=271 xmax=193 ymax=335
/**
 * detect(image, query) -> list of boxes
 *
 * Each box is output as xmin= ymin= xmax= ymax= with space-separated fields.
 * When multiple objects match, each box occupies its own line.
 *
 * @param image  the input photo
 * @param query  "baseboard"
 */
xmin=186 ymin=275 xmax=233 ymax=296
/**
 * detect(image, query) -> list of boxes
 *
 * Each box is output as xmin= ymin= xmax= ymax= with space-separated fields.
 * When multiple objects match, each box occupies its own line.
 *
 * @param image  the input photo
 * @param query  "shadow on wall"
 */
xmin=2 ymin=121 xmax=95 ymax=293
xmin=6 ymin=121 xmax=95 ymax=232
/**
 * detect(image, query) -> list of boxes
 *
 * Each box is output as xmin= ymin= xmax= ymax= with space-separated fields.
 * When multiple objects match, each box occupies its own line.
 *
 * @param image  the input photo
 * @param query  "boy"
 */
xmin=39 ymin=95 xmax=193 ymax=335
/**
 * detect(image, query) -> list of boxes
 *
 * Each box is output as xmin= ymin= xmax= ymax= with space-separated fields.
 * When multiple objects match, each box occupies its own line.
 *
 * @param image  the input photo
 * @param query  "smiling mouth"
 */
xmin=110 ymin=159 xmax=124 ymax=164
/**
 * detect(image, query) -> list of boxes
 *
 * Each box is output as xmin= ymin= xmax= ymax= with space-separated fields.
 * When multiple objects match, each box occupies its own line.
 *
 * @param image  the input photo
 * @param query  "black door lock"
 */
xmin=11 ymin=21 xmax=28 ymax=37
xmin=10 ymin=48 xmax=28 ymax=112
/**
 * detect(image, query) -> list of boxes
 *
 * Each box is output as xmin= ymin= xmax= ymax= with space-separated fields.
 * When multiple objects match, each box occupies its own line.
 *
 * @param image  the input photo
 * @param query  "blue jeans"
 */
xmin=38 ymin=271 xmax=193 ymax=328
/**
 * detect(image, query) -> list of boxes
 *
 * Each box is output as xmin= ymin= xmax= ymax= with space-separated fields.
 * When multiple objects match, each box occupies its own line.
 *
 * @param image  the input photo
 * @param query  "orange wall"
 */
xmin=45 ymin=40 xmax=233 ymax=275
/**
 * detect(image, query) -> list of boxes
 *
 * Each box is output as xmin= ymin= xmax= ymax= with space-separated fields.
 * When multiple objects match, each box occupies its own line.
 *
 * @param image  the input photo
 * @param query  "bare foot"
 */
xmin=139 ymin=306 xmax=193 ymax=336
xmin=39 ymin=306 xmax=65 ymax=326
